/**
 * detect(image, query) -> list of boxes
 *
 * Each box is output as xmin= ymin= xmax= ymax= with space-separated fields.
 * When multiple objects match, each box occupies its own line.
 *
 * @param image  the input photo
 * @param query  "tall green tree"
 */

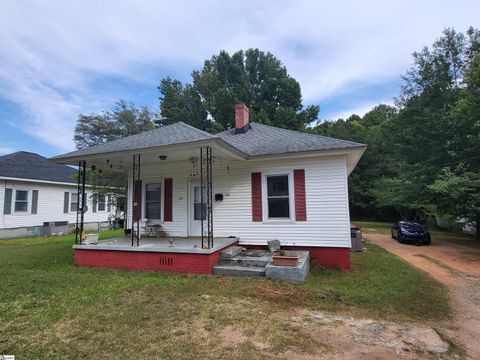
xmin=74 ymin=100 xmax=158 ymax=149
xmin=159 ymin=49 xmax=319 ymax=131
xmin=158 ymin=77 xmax=209 ymax=130
xmin=74 ymin=100 xmax=159 ymax=206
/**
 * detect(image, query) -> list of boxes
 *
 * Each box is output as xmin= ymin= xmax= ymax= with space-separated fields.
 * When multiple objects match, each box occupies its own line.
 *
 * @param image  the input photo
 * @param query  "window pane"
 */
xmin=16 ymin=190 xmax=28 ymax=201
xmin=267 ymin=176 xmax=289 ymax=196
xmin=98 ymin=194 xmax=106 ymax=203
xmin=146 ymin=202 xmax=161 ymax=219
xmin=71 ymin=193 xmax=78 ymax=212
xmin=194 ymin=203 xmax=206 ymax=220
xmin=98 ymin=202 xmax=106 ymax=211
xmin=15 ymin=201 xmax=28 ymax=212
xmin=268 ymin=198 xmax=290 ymax=218
xmin=194 ymin=186 xmax=206 ymax=203
xmin=146 ymin=183 xmax=161 ymax=201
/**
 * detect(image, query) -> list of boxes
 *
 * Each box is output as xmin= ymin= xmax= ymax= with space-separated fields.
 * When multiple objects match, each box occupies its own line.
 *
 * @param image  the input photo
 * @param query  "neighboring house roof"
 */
xmin=52 ymin=121 xmax=365 ymax=161
xmin=217 ymin=122 xmax=364 ymax=157
xmin=53 ymin=122 xmax=215 ymax=159
xmin=0 ymin=151 xmax=77 ymax=184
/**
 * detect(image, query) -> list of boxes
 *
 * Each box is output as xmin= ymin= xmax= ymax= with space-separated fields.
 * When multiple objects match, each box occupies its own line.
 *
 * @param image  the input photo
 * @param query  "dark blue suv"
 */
xmin=391 ymin=221 xmax=431 ymax=245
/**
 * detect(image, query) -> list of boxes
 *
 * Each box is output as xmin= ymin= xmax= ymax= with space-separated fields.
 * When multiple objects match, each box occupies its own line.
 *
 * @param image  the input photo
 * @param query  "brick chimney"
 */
xmin=234 ymin=103 xmax=250 ymax=133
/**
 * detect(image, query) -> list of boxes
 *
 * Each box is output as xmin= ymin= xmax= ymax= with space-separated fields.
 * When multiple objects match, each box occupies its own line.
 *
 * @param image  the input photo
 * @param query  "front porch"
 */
xmin=73 ymin=236 xmax=239 ymax=274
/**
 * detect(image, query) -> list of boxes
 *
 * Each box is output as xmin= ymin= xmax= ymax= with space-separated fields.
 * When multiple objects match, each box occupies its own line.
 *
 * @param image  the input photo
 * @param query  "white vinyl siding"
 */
xmin=126 ymin=155 xmax=352 ymax=248
xmin=0 ymin=182 xmax=115 ymax=229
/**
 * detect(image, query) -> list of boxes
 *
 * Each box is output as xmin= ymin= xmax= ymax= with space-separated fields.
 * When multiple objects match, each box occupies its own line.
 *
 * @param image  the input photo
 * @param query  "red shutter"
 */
xmin=294 ymin=169 xmax=307 ymax=221
xmin=251 ymin=172 xmax=262 ymax=222
xmin=133 ymin=180 xmax=142 ymax=222
xmin=164 ymin=178 xmax=173 ymax=222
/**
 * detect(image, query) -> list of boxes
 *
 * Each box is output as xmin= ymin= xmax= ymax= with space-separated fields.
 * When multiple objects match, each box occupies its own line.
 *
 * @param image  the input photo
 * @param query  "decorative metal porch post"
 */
xmin=200 ymin=146 xmax=213 ymax=249
xmin=132 ymin=154 xmax=141 ymax=246
xmin=75 ymin=160 xmax=86 ymax=244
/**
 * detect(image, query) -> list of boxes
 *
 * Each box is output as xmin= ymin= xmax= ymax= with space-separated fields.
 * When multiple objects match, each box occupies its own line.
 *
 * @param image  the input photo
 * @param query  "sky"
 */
xmin=0 ymin=0 xmax=478 ymax=157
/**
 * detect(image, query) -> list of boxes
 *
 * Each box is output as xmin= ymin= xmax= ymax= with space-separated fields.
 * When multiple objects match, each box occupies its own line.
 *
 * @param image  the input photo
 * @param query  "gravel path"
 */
xmin=364 ymin=231 xmax=480 ymax=360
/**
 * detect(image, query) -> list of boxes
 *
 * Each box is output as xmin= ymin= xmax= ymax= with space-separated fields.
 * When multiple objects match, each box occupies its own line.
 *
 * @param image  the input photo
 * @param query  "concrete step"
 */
xmin=220 ymin=255 xmax=271 ymax=267
xmin=220 ymin=246 xmax=243 ymax=259
xmin=213 ymin=264 xmax=266 ymax=277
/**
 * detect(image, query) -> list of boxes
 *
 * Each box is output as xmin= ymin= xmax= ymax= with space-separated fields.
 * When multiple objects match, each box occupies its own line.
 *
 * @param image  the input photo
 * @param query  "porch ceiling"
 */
xmin=52 ymin=139 xmax=245 ymax=171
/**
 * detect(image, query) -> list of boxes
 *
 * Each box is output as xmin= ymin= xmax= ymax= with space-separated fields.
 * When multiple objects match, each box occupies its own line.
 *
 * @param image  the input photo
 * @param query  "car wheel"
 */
xmin=424 ymin=238 xmax=431 ymax=245
xmin=397 ymin=233 xmax=405 ymax=243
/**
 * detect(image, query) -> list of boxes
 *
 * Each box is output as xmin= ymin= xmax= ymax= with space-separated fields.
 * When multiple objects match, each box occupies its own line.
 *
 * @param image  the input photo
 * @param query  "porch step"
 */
xmin=220 ymin=246 xmax=244 ymax=259
xmin=220 ymin=255 xmax=271 ymax=267
xmin=212 ymin=264 xmax=266 ymax=277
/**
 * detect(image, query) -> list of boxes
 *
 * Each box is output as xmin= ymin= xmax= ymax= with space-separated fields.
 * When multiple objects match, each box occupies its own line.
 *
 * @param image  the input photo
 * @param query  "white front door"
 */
xmin=189 ymin=183 xmax=207 ymax=236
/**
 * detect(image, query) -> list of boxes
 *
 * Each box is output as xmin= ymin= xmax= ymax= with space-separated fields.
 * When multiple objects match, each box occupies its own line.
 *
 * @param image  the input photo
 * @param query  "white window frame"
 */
xmin=261 ymin=171 xmax=295 ymax=222
xmin=143 ymin=181 xmax=164 ymax=222
xmin=13 ymin=188 xmax=30 ymax=214
xmin=96 ymin=194 xmax=107 ymax=212
xmin=70 ymin=192 xmax=79 ymax=213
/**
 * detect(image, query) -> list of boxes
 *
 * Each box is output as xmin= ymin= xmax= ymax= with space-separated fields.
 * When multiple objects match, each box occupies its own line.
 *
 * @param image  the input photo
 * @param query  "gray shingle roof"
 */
xmin=52 ymin=121 xmax=365 ymax=161
xmin=217 ymin=122 xmax=365 ymax=157
xmin=53 ymin=122 xmax=215 ymax=159
xmin=0 ymin=152 xmax=77 ymax=183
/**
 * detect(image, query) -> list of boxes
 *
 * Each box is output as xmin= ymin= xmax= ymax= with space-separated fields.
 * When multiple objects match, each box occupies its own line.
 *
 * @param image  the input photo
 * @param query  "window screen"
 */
xmin=14 ymin=190 xmax=28 ymax=212
xmin=146 ymin=183 xmax=161 ymax=219
xmin=266 ymin=175 xmax=290 ymax=218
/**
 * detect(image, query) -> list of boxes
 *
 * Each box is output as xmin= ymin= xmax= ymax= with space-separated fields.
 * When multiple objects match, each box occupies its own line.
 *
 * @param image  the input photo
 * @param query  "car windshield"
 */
xmin=400 ymin=222 xmax=423 ymax=230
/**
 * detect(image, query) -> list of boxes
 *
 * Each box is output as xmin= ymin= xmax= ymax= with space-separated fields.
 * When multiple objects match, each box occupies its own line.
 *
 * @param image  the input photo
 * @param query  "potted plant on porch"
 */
xmin=272 ymin=249 xmax=299 ymax=266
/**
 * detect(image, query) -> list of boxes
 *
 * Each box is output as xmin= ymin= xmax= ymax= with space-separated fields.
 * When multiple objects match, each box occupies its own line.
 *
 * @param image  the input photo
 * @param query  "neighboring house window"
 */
xmin=70 ymin=193 xmax=78 ymax=212
xmin=14 ymin=190 xmax=29 ymax=213
xmin=266 ymin=174 xmax=291 ymax=219
xmin=97 ymin=194 xmax=106 ymax=212
xmin=146 ymin=183 xmax=161 ymax=219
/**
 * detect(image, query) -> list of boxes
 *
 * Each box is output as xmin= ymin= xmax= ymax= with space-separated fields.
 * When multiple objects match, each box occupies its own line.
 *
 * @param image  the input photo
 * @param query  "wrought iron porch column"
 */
xmin=132 ymin=154 xmax=141 ymax=246
xmin=75 ymin=160 xmax=86 ymax=244
xmin=200 ymin=146 xmax=213 ymax=249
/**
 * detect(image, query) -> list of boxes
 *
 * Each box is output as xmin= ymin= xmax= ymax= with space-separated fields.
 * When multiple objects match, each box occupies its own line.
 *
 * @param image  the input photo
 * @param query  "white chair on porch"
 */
xmin=140 ymin=219 xmax=156 ymax=237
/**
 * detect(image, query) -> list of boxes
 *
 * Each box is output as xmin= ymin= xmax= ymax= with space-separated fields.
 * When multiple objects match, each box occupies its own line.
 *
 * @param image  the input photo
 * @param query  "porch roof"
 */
xmin=52 ymin=121 xmax=366 ymax=173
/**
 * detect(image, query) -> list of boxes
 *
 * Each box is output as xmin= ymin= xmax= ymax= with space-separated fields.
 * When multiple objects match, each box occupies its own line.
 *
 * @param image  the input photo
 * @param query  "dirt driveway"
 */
xmin=364 ymin=230 xmax=480 ymax=359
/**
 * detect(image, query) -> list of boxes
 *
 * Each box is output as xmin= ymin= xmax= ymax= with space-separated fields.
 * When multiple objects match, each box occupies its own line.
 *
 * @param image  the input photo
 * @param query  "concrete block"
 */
xmin=220 ymin=246 xmax=243 ymax=259
xmin=267 ymin=239 xmax=281 ymax=252
xmin=265 ymin=251 xmax=310 ymax=283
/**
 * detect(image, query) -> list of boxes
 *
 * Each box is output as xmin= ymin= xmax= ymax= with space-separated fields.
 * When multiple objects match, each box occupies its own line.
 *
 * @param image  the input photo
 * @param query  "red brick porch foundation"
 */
xmin=243 ymin=245 xmax=350 ymax=271
xmin=74 ymin=248 xmax=227 ymax=274
xmin=284 ymin=246 xmax=350 ymax=271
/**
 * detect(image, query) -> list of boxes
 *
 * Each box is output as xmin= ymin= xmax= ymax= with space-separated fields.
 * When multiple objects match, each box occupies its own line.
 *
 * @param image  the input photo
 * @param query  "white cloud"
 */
xmin=326 ymin=100 xmax=395 ymax=121
xmin=0 ymin=147 xmax=14 ymax=155
xmin=0 ymin=0 xmax=478 ymax=152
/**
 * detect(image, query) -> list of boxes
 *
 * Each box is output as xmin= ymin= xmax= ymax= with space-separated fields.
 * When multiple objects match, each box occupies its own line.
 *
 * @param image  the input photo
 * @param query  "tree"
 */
xmin=159 ymin=49 xmax=319 ymax=131
xmin=74 ymin=100 xmax=158 ymax=149
xmin=158 ymin=77 xmax=209 ymax=130
xmin=74 ymin=100 xmax=159 ymax=206
xmin=429 ymin=168 xmax=480 ymax=240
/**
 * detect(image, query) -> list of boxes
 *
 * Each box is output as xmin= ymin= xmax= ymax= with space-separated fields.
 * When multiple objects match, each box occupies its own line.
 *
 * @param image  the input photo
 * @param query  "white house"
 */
xmin=0 ymin=152 xmax=116 ymax=239
xmin=52 ymin=103 xmax=366 ymax=272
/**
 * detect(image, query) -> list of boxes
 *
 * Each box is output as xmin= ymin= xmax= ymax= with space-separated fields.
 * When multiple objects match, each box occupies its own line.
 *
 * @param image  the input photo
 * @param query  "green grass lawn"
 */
xmin=0 ymin=231 xmax=450 ymax=359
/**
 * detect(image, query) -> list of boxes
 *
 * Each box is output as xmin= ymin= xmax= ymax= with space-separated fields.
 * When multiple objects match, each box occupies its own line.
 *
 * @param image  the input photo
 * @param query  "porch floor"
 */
xmin=73 ymin=236 xmax=239 ymax=254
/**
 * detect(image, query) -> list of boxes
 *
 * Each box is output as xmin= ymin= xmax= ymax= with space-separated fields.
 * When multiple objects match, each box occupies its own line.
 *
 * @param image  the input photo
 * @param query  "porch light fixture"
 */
xmin=159 ymin=155 xmax=167 ymax=160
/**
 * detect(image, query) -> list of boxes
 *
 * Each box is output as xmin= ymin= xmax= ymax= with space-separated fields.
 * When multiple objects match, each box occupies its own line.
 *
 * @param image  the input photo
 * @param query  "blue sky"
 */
xmin=0 ymin=0 xmax=478 ymax=157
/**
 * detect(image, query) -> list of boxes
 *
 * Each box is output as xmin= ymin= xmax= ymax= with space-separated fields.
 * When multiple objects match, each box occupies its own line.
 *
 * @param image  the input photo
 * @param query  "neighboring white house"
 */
xmin=52 ymin=103 xmax=366 ymax=270
xmin=0 ymin=152 xmax=116 ymax=239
